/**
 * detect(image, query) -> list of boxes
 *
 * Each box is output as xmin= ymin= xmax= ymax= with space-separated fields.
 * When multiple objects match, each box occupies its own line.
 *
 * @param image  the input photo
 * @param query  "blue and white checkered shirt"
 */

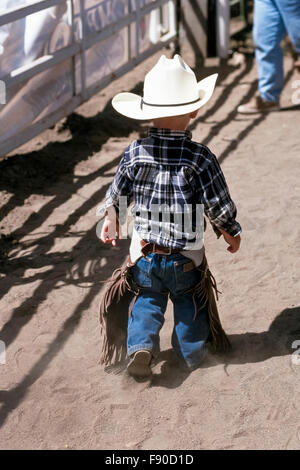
xmin=100 ymin=127 xmax=241 ymax=249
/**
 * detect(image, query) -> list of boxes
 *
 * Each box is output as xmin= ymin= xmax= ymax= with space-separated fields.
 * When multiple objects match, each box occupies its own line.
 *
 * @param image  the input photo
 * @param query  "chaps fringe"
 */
xmin=99 ymin=255 xmax=230 ymax=366
xmin=193 ymin=256 xmax=231 ymax=352
xmin=99 ymin=257 xmax=138 ymax=366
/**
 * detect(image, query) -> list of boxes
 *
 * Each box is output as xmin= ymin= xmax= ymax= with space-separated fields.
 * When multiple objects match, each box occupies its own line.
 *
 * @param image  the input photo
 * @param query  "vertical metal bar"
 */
xmin=216 ymin=0 xmax=229 ymax=59
xmin=69 ymin=0 xmax=77 ymax=96
xmin=135 ymin=0 xmax=140 ymax=59
xmin=160 ymin=3 xmax=163 ymax=28
xmin=240 ymin=0 xmax=249 ymax=27
xmin=175 ymin=0 xmax=181 ymax=54
xmin=79 ymin=0 xmax=87 ymax=100
xmin=127 ymin=0 xmax=132 ymax=61
xmin=167 ymin=1 xmax=176 ymax=37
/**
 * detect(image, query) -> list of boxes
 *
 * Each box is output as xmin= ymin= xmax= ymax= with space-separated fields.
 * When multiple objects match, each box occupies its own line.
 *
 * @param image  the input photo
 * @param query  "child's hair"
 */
xmin=152 ymin=110 xmax=199 ymax=129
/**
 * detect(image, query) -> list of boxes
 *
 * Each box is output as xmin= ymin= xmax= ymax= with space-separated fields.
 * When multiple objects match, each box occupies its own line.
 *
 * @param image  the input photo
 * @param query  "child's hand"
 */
xmin=100 ymin=217 xmax=119 ymax=247
xmin=219 ymin=229 xmax=241 ymax=253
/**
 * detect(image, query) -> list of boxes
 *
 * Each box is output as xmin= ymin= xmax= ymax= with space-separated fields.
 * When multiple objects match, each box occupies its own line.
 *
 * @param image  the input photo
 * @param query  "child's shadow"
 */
xmin=150 ymin=305 xmax=300 ymax=388
xmin=150 ymin=349 xmax=191 ymax=389
xmin=223 ymin=305 xmax=300 ymax=366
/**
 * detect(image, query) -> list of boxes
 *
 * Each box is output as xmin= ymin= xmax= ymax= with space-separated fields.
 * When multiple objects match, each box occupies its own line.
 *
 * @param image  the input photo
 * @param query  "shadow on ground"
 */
xmin=148 ymin=305 xmax=300 ymax=389
xmin=0 ymin=55 xmax=296 ymax=426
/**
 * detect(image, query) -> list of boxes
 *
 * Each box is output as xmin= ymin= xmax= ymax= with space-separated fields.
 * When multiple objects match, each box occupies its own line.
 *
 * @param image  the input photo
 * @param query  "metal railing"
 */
xmin=0 ymin=0 xmax=178 ymax=157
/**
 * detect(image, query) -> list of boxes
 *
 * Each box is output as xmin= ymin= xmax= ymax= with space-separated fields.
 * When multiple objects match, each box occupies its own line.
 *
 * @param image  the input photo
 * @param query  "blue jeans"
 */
xmin=254 ymin=0 xmax=300 ymax=102
xmin=127 ymin=253 xmax=210 ymax=370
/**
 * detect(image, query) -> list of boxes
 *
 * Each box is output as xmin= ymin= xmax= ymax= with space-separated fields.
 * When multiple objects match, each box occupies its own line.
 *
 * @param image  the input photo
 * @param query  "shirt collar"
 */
xmin=148 ymin=127 xmax=192 ymax=140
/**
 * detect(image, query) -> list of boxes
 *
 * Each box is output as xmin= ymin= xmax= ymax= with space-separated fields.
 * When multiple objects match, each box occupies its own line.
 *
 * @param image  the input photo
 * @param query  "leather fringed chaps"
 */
xmin=99 ymin=257 xmax=138 ymax=366
xmin=193 ymin=256 xmax=231 ymax=353
xmin=99 ymin=255 xmax=231 ymax=366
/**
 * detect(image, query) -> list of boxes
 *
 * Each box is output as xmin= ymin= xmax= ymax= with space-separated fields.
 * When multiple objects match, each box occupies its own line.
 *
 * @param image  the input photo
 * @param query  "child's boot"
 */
xmin=127 ymin=350 xmax=152 ymax=378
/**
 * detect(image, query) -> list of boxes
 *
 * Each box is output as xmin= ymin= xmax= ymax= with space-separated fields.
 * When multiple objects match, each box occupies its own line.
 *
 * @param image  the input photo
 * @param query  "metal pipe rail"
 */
xmin=0 ymin=0 xmax=178 ymax=157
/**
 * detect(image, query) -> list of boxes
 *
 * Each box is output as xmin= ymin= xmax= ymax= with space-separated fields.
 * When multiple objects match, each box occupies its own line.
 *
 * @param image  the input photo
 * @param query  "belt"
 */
xmin=140 ymin=240 xmax=181 ymax=257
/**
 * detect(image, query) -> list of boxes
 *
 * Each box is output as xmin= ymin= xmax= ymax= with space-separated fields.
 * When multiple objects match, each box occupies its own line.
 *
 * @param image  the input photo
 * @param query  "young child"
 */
xmin=99 ymin=54 xmax=241 ymax=378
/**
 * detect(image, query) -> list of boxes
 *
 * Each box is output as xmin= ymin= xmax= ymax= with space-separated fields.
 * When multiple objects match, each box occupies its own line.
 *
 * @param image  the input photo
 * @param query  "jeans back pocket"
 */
xmin=131 ymin=256 xmax=152 ymax=288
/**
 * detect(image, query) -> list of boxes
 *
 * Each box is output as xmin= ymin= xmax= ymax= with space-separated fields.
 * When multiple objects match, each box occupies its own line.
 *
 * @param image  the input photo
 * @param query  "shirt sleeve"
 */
xmin=96 ymin=150 xmax=133 ymax=220
xmin=198 ymin=152 xmax=242 ymax=237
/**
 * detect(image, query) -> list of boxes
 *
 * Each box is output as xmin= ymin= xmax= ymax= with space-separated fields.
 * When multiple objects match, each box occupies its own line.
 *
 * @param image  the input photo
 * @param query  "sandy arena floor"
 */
xmin=0 ymin=38 xmax=300 ymax=449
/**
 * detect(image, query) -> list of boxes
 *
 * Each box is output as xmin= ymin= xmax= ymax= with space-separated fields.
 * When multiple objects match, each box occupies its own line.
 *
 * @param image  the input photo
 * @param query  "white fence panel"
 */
xmin=0 ymin=0 xmax=177 ymax=157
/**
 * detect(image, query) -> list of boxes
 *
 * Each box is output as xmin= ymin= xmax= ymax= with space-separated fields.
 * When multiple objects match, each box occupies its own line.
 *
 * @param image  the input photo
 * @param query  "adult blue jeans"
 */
xmin=254 ymin=0 xmax=300 ymax=102
xmin=127 ymin=253 xmax=210 ymax=370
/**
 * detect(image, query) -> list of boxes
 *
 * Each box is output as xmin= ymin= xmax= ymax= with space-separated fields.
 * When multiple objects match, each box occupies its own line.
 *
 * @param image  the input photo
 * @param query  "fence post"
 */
xmin=0 ymin=340 xmax=6 ymax=365
xmin=69 ymin=0 xmax=77 ymax=96
xmin=175 ymin=0 xmax=181 ymax=55
xmin=127 ymin=0 xmax=132 ymax=62
xmin=79 ymin=0 xmax=87 ymax=100
xmin=0 ymin=79 xmax=6 ymax=104
xmin=135 ymin=0 xmax=140 ymax=60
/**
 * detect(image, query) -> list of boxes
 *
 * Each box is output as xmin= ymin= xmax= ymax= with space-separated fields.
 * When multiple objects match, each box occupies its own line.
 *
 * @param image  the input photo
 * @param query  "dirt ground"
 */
xmin=0 ymin=34 xmax=300 ymax=450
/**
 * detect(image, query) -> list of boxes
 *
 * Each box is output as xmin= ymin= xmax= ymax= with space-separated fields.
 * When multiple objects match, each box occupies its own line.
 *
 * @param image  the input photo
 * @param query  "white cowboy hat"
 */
xmin=112 ymin=54 xmax=218 ymax=120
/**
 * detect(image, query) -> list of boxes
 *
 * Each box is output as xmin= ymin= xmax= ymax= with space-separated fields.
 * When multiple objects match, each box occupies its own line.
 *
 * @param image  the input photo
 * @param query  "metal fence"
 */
xmin=0 ymin=0 xmax=178 ymax=157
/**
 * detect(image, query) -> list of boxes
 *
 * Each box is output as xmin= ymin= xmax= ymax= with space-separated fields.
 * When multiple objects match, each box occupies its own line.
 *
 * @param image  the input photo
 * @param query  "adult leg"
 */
xmin=254 ymin=0 xmax=286 ymax=102
xmin=275 ymin=0 xmax=300 ymax=54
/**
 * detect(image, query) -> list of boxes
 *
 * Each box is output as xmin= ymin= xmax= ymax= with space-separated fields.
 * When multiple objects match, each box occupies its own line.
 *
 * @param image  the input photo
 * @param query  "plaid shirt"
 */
xmin=100 ymin=127 xmax=241 ymax=249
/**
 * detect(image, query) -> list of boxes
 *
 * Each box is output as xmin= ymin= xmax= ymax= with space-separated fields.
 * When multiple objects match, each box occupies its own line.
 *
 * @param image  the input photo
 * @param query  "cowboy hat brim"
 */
xmin=112 ymin=74 xmax=218 ymax=120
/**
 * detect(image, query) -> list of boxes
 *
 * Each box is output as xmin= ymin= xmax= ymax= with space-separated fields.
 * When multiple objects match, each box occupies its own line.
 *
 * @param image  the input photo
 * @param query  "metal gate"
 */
xmin=0 ymin=0 xmax=178 ymax=157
